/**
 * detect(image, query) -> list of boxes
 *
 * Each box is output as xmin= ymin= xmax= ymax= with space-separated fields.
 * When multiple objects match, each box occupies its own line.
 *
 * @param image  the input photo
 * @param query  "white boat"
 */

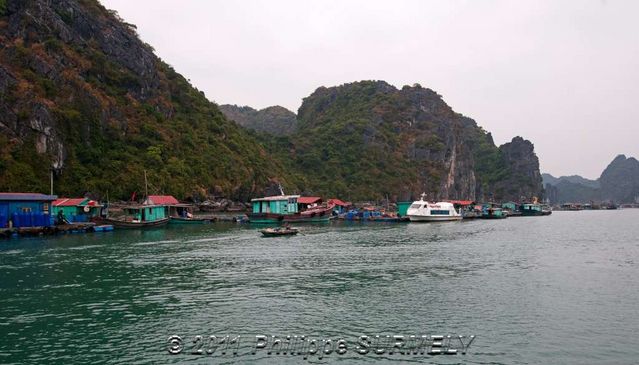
xmin=406 ymin=193 xmax=463 ymax=222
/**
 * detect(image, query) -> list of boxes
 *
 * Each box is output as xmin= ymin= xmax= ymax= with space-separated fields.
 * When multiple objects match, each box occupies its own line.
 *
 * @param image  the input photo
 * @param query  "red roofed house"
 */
xmin=143 ymin=195 xmax=181 ymax=218
xmin=52 ymin=197 xmax=102 ymax=223
xmin=298 ymin=196 xmax=322 ymax=211
xmin=327 ymin=198 xmax=351 ymax=214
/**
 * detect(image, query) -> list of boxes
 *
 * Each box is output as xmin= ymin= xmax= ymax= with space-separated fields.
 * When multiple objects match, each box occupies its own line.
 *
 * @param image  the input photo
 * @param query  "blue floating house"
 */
xmin=0 ymin=193 xmax=57 ymax=228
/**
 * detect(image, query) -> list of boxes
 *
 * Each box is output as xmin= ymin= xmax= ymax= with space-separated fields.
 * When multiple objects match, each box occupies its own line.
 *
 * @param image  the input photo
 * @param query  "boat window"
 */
xmin=410 ymin=204 xmax=422 ymax=209
xmin=431 ymin=210 xmax=450 ymax=215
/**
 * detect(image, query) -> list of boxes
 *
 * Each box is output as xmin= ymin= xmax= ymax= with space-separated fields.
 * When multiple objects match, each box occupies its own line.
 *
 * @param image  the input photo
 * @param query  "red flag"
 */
xmin=131 ymin=191 xmax=136 ymax=202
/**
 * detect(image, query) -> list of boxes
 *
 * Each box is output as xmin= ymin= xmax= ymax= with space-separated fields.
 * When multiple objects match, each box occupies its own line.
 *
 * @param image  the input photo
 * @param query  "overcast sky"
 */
xmin=100 ymin=0 xmax=638 ymax=179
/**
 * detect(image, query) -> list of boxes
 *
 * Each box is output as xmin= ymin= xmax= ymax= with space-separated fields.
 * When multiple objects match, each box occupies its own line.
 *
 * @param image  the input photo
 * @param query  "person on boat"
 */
xmin=56 ymin=210 xmax=69 ymax=225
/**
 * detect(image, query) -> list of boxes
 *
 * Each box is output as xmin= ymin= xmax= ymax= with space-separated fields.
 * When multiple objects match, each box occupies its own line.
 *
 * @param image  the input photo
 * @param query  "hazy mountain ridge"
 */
xmin=542 ymin=173 xmax=600 ymax=189
xmin=543 ymin=154 xmax=639 ymax=203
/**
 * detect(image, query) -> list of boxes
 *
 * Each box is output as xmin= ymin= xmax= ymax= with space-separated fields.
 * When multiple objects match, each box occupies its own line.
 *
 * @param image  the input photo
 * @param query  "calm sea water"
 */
xmin=1 ymin=210 xmax=638 ymax=364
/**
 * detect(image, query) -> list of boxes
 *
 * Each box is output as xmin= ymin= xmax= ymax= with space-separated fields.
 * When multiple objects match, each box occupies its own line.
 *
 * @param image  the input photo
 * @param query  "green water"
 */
xmin=1 ymin=210 xmax=638 ymax=364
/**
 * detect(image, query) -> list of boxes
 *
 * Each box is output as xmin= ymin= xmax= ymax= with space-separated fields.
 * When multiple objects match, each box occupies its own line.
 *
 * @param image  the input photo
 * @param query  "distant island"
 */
xmin=544 ymin=154 xmax=639 ymax=204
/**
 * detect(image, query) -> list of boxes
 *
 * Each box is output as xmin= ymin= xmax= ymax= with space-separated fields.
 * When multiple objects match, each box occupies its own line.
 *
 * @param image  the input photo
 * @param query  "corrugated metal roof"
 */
xmin=251 ymin=195 xmax=300 ymax=202
xmin=53 ymin=198 xmax=86 ymax=207
xmin=298 ymin=196 xmax=322 ymax=204
xmin=53 ymin=198 xmax=101 ymax=207
xmin=327 ymin=198 xmax=349 ymax=206
xmin=0 ymin=193 xmax=57 ymax=201
xmin=145 ymin=195 xmax=179 ymax=205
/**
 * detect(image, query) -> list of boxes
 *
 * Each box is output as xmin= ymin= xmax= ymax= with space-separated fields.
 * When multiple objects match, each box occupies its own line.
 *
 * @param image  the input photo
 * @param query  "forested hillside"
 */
xmin=0 ymin=0 xmax=293 ymax=200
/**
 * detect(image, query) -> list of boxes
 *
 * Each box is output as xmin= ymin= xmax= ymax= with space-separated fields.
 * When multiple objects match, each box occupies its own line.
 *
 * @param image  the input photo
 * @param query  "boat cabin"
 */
xmin=251 ymin=195 xmax=300 ymax=215
xmin=122 ymin=205 xmax=167 ymax=222
xmin=0 ymin=193 xmax=57 ymax=228
xmin=520 ymin=203 xmax=542 ymax=213
xmin=409 ymin=201 xmax=457 ymax=215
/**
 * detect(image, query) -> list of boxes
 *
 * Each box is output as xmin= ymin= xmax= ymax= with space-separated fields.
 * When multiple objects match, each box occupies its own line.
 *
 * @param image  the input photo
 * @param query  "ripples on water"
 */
xmin=1 ymin=210 xmax=638 ymax=364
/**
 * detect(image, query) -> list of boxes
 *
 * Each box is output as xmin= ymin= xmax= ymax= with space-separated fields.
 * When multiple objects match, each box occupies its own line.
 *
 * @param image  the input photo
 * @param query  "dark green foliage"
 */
xmin=0 ymin=0 xmax=294 ymax=201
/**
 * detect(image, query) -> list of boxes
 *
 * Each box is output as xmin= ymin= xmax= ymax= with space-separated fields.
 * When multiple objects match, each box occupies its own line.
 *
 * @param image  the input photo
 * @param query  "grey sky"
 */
xmin=100 ymin=0 xmax=639 ymax=179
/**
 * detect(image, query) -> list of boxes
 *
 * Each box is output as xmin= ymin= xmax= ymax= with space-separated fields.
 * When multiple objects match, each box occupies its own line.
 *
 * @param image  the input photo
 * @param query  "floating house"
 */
xmin=249 ymin=195 xmax=300 ymax=223
xmin=328 ymin=198 xmax=350 ymax=214
xmin=248 ymin=195 xmax=333 ymax=223
xmin=396 ymin=201 xmax=412 ymax=217
xmin=52 ymin=198 xmax=102 ymax=223
xmin=0 ymin=193 xmax=57 ymax=228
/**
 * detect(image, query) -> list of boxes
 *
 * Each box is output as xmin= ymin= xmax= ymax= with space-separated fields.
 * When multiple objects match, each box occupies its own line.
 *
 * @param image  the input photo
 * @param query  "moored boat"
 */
xmin=260 ymin=227 xmax=299 ymax=237
xmin=481 ymin=206 xmax=508 ymax=219
xmin=248 ymin=195 xmax=333 ymax=223
xmin=166 ymin=203 xmax=213 ymax=224
xmin=101 ymin=204 xmax=169 ymax=228
xmin=406 ymin=193 xmax=463 ymax=222
xmin=519 ymin=203 xmax=545 ymax=216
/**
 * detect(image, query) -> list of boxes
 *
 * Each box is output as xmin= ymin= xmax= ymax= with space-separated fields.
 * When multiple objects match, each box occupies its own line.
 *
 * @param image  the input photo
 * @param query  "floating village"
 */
xmin=4 ymin=181 xmax=626 ymax=239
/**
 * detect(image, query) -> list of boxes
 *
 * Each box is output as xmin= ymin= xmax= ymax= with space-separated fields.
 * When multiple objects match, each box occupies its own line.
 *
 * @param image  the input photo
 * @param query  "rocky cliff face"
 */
xmin=599 ymin=154 xmax=639 ymax=203
xmin=0 ymin=0 xmax=290 ymax=199
xmin=274 ymin=81 xmax=543 ymax=201
xmin=492 ymin=137 xmax=544 ymax=201
xmin=219 ymin=104 xmax=297 ymax=136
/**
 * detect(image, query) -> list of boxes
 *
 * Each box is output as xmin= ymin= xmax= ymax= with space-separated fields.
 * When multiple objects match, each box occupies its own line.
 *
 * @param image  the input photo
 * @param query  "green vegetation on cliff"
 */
xmin=0 ymin=1 xmax=543 ymax=203
xmin=0 ymin=0 xmax=292 ymax=200
xmin=253 ymin=81 xmax=541 ymax=202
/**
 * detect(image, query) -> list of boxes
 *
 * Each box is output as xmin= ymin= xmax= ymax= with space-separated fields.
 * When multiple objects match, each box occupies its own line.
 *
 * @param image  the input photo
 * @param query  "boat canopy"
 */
xmin=251 ymin=195 xmax=300 ymax=202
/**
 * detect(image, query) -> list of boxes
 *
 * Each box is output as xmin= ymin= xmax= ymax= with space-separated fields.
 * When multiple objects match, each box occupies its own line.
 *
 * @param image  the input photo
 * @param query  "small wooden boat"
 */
xmin=260 ymin=227 xmax=299 ymax=237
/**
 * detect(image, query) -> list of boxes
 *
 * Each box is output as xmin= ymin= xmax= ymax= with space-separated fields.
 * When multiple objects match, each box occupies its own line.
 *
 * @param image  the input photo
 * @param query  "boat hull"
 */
xmin=101 ymin=217 xmax=169 ymax=228
xmin=169 ymin=217 xmax=212 ymax=224
xmin=520 ymin=211 xmax=544 ymax=216
xmin=260 ymin=229 xmax=299 ymax=237
xmin=248 ymin=211 xmax=331 ymax=224
xmin=407 ymin=215 xmax=463 ymax=222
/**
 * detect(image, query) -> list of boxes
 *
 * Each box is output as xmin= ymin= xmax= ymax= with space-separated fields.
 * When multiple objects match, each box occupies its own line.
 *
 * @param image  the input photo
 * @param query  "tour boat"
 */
xmin=406 ymin=193 xmax=463 ymax=222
